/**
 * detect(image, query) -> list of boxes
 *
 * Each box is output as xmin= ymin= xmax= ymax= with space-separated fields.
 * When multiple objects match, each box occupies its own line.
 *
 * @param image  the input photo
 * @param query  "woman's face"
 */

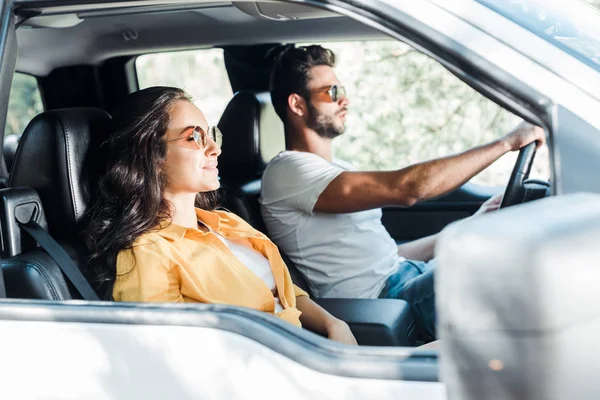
xmin=163 ymin=100 xmax=221 ymax=195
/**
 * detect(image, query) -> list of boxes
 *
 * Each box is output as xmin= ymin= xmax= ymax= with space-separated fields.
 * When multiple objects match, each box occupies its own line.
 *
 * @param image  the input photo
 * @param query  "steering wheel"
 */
xmin=500 ymin=142 xmax=537 ymax=209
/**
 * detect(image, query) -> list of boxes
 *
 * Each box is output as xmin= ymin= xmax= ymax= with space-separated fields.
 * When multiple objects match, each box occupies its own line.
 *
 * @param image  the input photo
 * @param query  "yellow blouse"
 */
xmin=113 ymin=208 xmax=309 ymax=327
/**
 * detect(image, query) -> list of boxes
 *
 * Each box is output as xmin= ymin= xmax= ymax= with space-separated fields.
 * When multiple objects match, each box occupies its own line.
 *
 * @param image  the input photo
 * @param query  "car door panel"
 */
xmin=0 ymin=301 xmax=443 ymax=400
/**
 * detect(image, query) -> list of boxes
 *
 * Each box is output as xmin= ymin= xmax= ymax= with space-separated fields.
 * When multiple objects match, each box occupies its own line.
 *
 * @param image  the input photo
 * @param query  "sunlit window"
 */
xmin=136 ymin=49 xmax=233 ymax=127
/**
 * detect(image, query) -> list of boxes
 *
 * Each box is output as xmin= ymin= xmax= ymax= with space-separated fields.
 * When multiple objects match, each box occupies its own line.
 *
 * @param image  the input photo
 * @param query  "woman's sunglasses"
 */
xmin=167 ymin=125 xmax=223 ymax=149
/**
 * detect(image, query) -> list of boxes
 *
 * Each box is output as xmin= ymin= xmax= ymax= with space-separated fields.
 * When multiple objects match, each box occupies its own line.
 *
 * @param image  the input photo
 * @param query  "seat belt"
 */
xmin=17 ymin=218 xmax=100 ymax=301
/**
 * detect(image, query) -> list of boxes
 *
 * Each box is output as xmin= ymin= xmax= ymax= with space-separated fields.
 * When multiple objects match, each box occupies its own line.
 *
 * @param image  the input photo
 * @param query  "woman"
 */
xmin=84 ymin=86 xmax=357 ymax=345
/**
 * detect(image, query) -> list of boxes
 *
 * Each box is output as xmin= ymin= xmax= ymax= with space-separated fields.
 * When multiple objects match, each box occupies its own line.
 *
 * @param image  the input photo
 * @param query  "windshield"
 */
xmin=477 ymin=0 xmax=600 ymax=70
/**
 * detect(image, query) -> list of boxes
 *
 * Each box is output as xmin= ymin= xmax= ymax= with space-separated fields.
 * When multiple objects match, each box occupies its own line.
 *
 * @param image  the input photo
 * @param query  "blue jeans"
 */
xmin=379 ymin=259 xmax=436 ymax=338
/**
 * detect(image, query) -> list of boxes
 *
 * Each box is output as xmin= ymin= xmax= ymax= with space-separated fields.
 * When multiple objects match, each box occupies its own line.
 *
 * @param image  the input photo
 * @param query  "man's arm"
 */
xmin=314 ymin=122 xmax=545 ymax=213
xmin=397 ymin=234 xmax=437 ymax=262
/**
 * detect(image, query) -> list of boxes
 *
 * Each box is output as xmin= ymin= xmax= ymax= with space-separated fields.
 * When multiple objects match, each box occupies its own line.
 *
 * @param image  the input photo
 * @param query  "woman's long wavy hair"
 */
xmin=84 ymin=86 xmax=220 ymax=300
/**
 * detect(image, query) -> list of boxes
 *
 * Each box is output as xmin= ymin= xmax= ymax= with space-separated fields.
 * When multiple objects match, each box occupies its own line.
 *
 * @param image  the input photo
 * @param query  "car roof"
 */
xmin=15 ymin=0 xmax=387 ymax=75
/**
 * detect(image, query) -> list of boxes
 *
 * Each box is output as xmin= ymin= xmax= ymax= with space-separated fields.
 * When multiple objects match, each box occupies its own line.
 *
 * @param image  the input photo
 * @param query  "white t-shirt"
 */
xmin=209 ymin=227 xmax=283 ymax=313
xmin=259 ymin=150 xmax=403 ymax=299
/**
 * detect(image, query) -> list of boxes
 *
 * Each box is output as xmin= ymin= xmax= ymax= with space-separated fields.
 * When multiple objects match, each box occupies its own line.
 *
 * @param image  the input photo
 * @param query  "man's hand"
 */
xmin=500 ymin=121 xmax=546 ymax=151
xmin=473 ymin=193 xmax=503 ymax=217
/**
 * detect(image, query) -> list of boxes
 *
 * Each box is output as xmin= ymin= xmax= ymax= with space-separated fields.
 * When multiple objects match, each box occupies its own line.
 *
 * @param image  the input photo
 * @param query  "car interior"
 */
xmin=0 ymin=0 xmax=551 ymax=348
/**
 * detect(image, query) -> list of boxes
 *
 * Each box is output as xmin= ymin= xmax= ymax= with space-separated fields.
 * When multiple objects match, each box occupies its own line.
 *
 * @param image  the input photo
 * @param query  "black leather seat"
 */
xmin=1 ymin=108 xmax=111 ymax=299
xmin=3 ymin=134 xmax=19 ymax=173
xmin=217 ymin=91 xmax=284 ymax=232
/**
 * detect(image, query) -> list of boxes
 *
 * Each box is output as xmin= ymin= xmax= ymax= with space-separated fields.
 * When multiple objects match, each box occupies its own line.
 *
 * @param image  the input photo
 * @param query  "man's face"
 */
xmin=304 ymin=65 xmax=349 ymax=139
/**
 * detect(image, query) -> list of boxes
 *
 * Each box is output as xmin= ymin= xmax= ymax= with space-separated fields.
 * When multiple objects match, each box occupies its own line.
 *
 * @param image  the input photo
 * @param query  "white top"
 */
xmin=259 ymin=150 xmax=403 ymax=299
xmin=208 ymin=227 xmax=283 ymax=313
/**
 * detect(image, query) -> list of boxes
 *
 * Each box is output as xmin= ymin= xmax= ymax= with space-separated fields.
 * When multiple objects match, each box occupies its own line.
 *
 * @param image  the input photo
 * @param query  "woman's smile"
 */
xmin=202 ymin=159 xmax=218 ymax=172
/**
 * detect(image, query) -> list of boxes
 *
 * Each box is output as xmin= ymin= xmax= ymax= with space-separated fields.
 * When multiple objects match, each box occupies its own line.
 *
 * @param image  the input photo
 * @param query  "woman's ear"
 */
xmin=288 ymin=93 xmax=307 ymax=117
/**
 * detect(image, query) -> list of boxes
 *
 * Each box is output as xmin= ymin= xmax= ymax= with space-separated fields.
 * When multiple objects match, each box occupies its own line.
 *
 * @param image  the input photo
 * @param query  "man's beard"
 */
xmin=306 ymin=101 xmax=346 ymax=139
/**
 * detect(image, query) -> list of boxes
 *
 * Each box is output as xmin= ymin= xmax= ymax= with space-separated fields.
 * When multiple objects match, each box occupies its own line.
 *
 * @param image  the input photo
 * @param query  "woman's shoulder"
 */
xmin=133 ymin=228 xmax=170 ymax=245
xmin=116 ymin=231 xmax=174 ymax=272
xmin=117 ymin=230 xmax=171 ymax=258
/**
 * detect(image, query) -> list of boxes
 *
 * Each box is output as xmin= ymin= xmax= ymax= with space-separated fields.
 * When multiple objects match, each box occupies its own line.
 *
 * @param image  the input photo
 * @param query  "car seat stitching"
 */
xmin=61 ymin=115 xmax=78 ymax=218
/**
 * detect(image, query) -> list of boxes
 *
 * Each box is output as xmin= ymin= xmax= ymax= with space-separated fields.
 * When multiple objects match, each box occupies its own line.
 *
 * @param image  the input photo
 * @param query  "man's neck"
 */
xmin=285 ymin=127 xmax=333 ymax=162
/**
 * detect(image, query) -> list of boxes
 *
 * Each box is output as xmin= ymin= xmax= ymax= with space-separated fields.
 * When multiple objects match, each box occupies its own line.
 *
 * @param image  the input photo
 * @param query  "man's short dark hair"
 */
xmin=270 ymin=45 xmax=336 ymax=124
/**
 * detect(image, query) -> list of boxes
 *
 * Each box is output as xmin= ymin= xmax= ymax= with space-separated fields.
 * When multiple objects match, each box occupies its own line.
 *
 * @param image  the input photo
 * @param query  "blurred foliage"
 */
xmin=5 ymin=73 xmax=43 ymax=136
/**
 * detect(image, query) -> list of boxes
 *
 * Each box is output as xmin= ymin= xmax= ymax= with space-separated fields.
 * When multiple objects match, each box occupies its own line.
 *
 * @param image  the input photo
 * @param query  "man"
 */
xmin=259 ymin=45 xmax=545 ymax=338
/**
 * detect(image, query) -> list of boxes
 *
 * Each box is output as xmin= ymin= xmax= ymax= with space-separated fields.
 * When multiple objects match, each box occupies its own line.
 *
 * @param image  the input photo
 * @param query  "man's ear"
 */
xmin=288 ymin=93 xmax=306 ymax=117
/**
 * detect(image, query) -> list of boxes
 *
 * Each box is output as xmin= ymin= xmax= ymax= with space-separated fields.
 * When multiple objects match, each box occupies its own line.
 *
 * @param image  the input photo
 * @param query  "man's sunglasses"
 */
xmin=326 ymin=84 xmax=347 ymax=102
xmin=167 ymin=125 xmax=223 ymax=148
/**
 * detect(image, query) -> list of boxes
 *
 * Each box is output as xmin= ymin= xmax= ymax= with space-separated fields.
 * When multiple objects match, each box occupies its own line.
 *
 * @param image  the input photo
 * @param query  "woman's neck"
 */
xmin=164 ymin=192 xmax=198 ymax=229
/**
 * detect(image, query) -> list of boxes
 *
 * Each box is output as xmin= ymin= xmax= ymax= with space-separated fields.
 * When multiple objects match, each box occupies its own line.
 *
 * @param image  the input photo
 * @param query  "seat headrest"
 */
xmin=9 ymin=108 xmax=111 ymax=241
xmin=217 ymin=91 xmax=285 ymax=182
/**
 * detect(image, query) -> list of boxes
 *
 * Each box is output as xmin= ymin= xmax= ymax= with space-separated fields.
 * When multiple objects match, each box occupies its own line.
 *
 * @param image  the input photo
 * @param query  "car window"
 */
xmin=136 ymin=48 xmax=233 ymax=127
xmin=309 ymin=40 xmax=551 ymax=186
xmin=5 ymin=72 xmax=43 ymax=137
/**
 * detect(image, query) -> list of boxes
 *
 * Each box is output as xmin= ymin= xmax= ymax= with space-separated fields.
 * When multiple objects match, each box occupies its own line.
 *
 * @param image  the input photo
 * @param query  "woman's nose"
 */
xmin=205 ymin=137 xmax=221 ymax=157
